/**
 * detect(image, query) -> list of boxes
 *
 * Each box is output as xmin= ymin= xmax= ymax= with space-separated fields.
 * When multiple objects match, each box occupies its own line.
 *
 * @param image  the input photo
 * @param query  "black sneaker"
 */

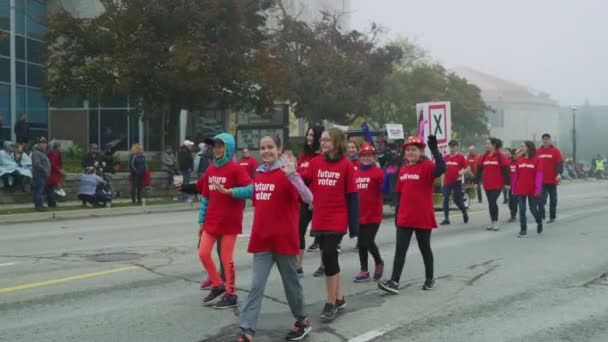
xmin=440 ymin=219 xmax=450 ymax=226
xmin=307 ymin=243 xmax=320 ymax=252
xmin=336 ymin=297 xmax=346 ymax=310
xmin=285 ymin=319 xmax=312 ymax=341
xmin=537 ymin=222 xmax=543 ymax=234
xmin=518 ymin=231 xmax=527 ymax=238
xmin=508 ymin=216 xmax=517 ymax=223
xmin=547 ymin=218 xmax=556 ymax=224
xmin=213 ymin=293 xmax=238 ymax=309
xmin=463 ymin=210 xmax=469 ymax=224
xmin=313 ymin=266 xmax=325 ymax=278
xmin=422 ymin=279 xmax=435 ymax=291
xmin=203 ymin=285 xmax=225 ymax=304
xmin=296 ymin=267 xmax=304 ymax=277
xmin=320 ymin=303 xmax=337 ymax=321
xmin=378 ymin=280 xmax=400 ymax=294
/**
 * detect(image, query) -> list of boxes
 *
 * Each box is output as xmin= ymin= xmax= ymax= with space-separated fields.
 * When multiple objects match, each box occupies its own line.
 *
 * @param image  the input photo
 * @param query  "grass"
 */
xmin=0 ymin=199 xmax=177 ymax=216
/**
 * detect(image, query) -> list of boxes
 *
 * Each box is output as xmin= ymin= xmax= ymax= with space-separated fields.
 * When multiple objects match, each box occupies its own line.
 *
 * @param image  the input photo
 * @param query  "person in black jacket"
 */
xmin=177 ymin=140 xmax=194 ymax=201
xmin=14 ymin=114 xmax=30 ymax=145
xmin=129 ymin=143 xmax=147 ymax=205
xmin=82 ymin=144 xmax=102 ymax=170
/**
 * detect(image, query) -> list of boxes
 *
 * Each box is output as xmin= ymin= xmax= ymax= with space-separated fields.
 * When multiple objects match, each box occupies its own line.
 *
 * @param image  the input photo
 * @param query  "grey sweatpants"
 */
xmin=239 ymin=252 xmax=307 ymax=335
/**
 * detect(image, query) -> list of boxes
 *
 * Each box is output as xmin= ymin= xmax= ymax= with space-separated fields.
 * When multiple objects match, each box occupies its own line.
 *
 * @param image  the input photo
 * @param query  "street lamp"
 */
xmin=571 ymin=106 xmax=577 ymax=165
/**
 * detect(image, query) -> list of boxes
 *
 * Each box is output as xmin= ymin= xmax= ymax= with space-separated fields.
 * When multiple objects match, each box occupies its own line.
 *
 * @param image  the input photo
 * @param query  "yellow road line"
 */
xmin=0 ymin=265 xmax=139 ymax=294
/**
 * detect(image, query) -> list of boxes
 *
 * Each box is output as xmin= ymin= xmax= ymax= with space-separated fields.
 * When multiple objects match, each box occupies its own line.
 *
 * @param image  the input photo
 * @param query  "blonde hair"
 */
xmin=130 ymin=143 xmax=143 ymax=155
xmin=325 ymin=128 xmax=347 ymax=156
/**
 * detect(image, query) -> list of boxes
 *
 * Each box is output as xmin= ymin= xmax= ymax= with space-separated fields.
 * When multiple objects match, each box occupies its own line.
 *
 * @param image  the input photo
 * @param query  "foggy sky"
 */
xmin=350 ymin=0 xmax=608 ymax=106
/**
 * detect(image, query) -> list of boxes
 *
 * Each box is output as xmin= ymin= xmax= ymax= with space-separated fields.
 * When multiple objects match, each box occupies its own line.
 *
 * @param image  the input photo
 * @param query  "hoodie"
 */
xmin=196 ymin=133 xmax=253 ymax=235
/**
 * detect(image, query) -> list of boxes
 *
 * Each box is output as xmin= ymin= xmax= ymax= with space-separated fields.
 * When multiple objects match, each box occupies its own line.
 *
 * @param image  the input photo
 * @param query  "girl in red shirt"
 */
xmin=197 ymin=133 xmax=253 ymax=309
xmin=378 ymin=135 xmax=446 ymax=295
xmin=237 ymin=135 xmax=313 ymax=342
xmin=513 ymin=141 xmax=544 ymax=237
xmin=297 ymin=126 xmax=324 ymax=272
xmin=353 ymin=142 xmax=385 ymax=283
xmin=474 ymin=137 xmax=510 ymax=231
xmin=302 ymin=128 xmax=359 ymax=322
xmin=347 ymin=140 xmax=361 ymax=170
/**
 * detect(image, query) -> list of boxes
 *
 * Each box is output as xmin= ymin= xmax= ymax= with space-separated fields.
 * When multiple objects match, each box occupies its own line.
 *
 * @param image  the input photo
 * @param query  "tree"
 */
xmin=271 ymin=6 xmax=402 ymax=125
xmin=46 ymin=0 xmax=282 ymax=144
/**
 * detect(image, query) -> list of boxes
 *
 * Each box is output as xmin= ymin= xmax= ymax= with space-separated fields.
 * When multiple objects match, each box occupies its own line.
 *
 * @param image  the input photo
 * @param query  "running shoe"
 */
xmin=518 ymin=231 xmax=527 ymax=238
xmin=313 ymin=266 xmax=325 ymax=278
xmin=440 ymin=219 xmax=451 ymax=226
xmin=353 ymin=271 xmax=370 ymax=282
xmin=336 ymin=297 xmax=346 ymax=310
xmin=378 ymin=280 xmax=400 ymax=294
xmin=202 ymin=285 xmax=225 ymax=304
xmin=537 ymin=222 xmax=543 ymax=234
xmin=492 ymin=222 xmax=500 ymax=231
xmin=422 ymin=279 xmax=435 ymax=291
xmin=214 ymin=293 xmax=238 ymax=309
xmin=373 ymin=263 xmax=384 ymax=281
xmin=200 ymin=278 xmax=213 ymax=290
xmin=55 ymin=188 xmax=67 ymax=197
xmin=286 ymin=319 xmax=312 ymax=341
xmin=486 ymin=223 xmax=494 ymax=231
xmin=463 ymin=210 xmax=469 ymax=224
xmin=547 ymin=218 xmax=556 ymax=224
xmin=307 ymin=243 xmax=320 ymax=252
xmin=320 ymin=303 xmax=337 ymax=321
xmin=296 ymin=267 xmax=304 ymax=277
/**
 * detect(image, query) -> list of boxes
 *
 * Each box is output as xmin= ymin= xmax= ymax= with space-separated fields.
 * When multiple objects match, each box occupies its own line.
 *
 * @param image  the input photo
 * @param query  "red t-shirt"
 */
xmin=467 ymin=154 xmax=481 ymax=176
xmin=350 ymin=158 xmax=361 ymax=171
xmin=248 ymin=169 xmax=300 ymax=255
xmin=515 ymin=156 xmax=542 ymax=196
xmin=396 ymin=160 xmax=438 ymax=230
xmin=443 ymin=153 xmax=468 ymax=186
xmin=302 ymin=156 xmax=357 ymax=233
xmin=537 ymin=146 xmax=563 ymax=185
xmin=198 ymin=161 xmax=253 ymax=236
xmin=480 ymin=152 xmax=507 ymax=190
xmin=356 ymin=165 xmax=384 ymax=224
xmin=239 ymin=156 xmax=258 ymax=178
xmin=297 ymin=151 xmax=317 ymax=175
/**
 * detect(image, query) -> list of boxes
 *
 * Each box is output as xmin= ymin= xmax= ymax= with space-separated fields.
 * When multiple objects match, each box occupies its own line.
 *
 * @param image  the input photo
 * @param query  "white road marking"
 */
xmin=0 ymin=262 xmax=18 ymax=267
xmin=348 ymin=326 xmax=393 ymax=342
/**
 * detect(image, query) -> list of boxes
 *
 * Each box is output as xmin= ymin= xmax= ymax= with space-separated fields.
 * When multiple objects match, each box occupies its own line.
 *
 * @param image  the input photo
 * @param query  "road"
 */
xmin=1 ymin=181 xmax=607 ymax=342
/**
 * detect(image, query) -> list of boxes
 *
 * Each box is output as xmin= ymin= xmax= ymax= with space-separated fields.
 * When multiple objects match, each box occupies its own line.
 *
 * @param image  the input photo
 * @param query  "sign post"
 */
xmin=416 ymin=101 xmax=452 ymax=157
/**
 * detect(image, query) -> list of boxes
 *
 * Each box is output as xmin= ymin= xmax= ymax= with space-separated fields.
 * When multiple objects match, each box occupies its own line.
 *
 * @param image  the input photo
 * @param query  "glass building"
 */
xmin=0 ymin=0 xmax=49 ymax=142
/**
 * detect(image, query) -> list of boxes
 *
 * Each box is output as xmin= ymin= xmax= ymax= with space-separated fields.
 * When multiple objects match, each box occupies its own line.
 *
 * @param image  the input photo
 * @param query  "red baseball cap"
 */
xmin=359 ymin=142 xmax=376 ymax=155
xmin=401 ymin=136 xmax=426 ymax=150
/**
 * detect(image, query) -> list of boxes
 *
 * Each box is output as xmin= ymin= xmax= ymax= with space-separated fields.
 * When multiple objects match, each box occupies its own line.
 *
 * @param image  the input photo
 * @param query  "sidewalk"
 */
xmin=0 ymin=200 xmax=198 ymax=225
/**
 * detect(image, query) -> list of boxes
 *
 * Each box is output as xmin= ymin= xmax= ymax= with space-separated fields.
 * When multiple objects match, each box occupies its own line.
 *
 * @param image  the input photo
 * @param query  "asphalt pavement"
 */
xmin=1 ymin=181 xmax=607 ymax=342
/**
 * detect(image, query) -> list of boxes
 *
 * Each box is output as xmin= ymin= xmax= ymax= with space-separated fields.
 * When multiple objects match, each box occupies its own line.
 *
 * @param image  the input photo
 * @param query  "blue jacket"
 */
xmin=130 ymin=154 xmax=147 ymax=177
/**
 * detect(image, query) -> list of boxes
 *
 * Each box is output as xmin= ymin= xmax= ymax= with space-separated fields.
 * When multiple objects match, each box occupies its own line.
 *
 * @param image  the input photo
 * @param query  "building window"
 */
xmin=0 ymin=33 xmax=9 ymax=57
xmin=26 ymin=38 xmax=46 ymax=63
xmin=15 ymin=34 xmax=25 ymax=59
xmin=15 ymin=0 xmax=25 ymax=35
xmin=27 ymin=62 xmax=45 ymax=87
xmin=488 ymin=109 xmax=504 ymax=128
xmin=16 ymin=85 xmax=25 ymax=116
xmin=0 ymin=1 xmax=9 ymax=31
xmin=27 ymin=88 xmax=47 ymax=124
xmin=0 ymin=83 xmax=9 ymax=125
xmin=16 ymin=60 xmax=25 ymax=85
xmin=0 ymin=56 xmax=9 ymax=82
xmin=26 ymin=0 xmax=47 ymax=40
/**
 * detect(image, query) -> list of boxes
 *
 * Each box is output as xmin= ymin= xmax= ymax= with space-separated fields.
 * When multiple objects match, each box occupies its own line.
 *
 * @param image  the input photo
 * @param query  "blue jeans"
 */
xmin=540 ymin=184 xmax=557 ymax=220
xmin=442 ymin=181 xmax=466 ymax=220
xmin=33 ymin=176 xmax=56 ymax=208
xmin=518 ymin=196 xmax=541 ymax=233
xmin=180 ymin=171 xmax=191 ymax=201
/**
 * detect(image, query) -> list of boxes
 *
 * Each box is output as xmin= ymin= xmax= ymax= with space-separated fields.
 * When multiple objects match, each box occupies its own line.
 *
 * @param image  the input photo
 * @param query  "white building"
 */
xmin=451 ymin=67 xmax=562 ymax=149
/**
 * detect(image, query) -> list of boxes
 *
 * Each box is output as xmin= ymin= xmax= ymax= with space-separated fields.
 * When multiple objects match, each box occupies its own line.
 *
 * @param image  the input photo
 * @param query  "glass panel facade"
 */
xmin=26 ymin=38 xmax=45 ymax=63
xmin=26 ymin=88 xmax=47 ymax=124
xmin=27 ymin=63 xmax=44 ymax=87
xmin=0 ymin=1 xmax=9 ymax=31
xmin=0 ymin=56 xmax=8 ymax=82
xmin=15 ymin=0 xmax=25 ymax=35
xmin=0 ymin=34 xmax=8 ymax=57
xmin=26 ymin=0 xmax=47 ymax=40
xmin=0 ymin=83 xmax=9 ymax=125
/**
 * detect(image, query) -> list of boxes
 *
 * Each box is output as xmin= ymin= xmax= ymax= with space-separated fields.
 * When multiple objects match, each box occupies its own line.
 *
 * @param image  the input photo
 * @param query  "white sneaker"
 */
xmin=492 ymin=222 xmax=500 ymax=231
xmin=55 ymin=188 xmax=67 ymax=197
xmin=486 ymin=223 xmax=494 ymax=231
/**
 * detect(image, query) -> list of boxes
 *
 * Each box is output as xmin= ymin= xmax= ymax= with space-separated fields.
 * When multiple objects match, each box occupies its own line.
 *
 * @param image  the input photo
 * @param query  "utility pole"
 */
xmin=571 ymin=106 xmax=577 ymax=165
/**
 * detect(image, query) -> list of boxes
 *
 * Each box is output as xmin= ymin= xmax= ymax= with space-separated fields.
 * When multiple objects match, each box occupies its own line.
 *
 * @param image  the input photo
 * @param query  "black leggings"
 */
xmin=508 ymin=191 xmax=518 ymax=219
xmin=485 ymin=189 xmax=502 ymax=222
xmin=391 ymin=227 xmax=433 ymax=283
xmin=298 ymin=204 xmax=313 ymax=250
xmin=317 ymin=233 xmax=342 ymax=276
xmin=358 ymin=223 xmax=383 ymax=271
xmin=131 ymin=174 xmax=143 ymax=203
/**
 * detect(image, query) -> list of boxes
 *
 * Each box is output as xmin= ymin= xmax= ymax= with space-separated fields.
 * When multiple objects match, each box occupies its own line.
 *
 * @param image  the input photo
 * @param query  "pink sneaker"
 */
xmin=373 ymin=263 xmax=384 ymax=281
xmin=200 ymin=278 xmax=213 ymax=290
xmin=353 ymin=271 xmax=370 ymax=282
